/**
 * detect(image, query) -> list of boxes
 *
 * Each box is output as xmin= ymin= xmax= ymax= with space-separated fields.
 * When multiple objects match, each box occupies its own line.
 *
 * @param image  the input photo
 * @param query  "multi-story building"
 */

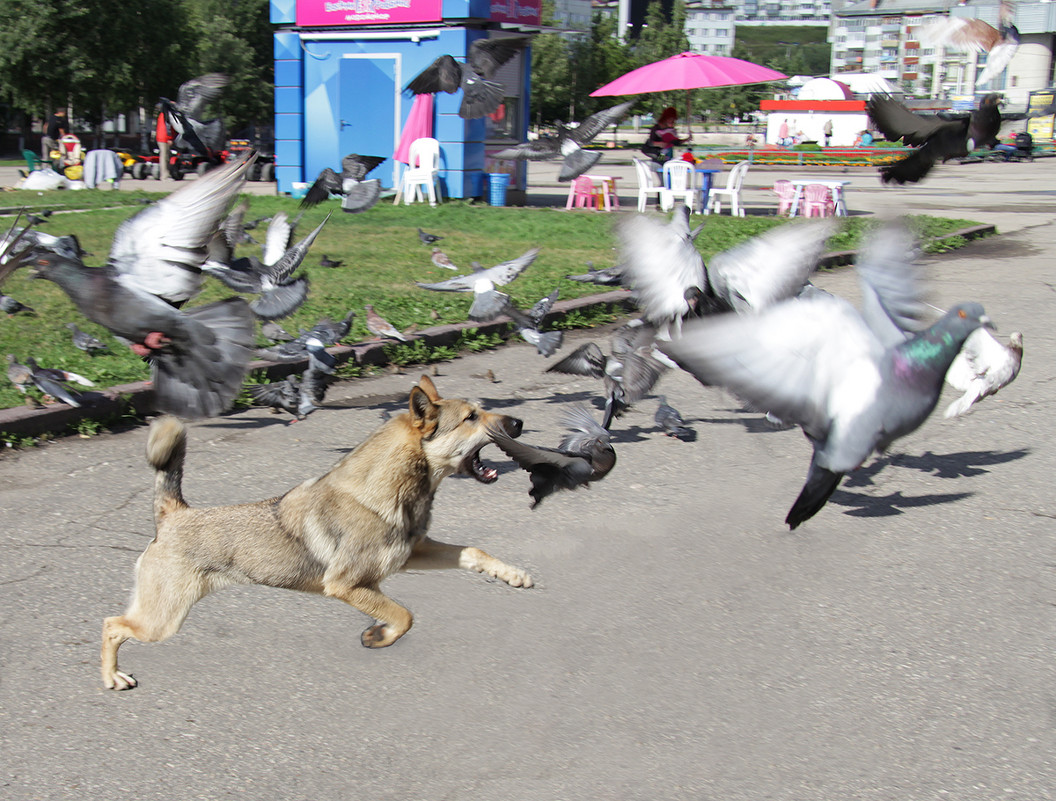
xmin=732 ymin=0 xmax=832 ymax=23
xmin=551 ymin=0 xmax=594 ymax=32
xmin=831 ymin=0 xmax=1056 ymax=106
xmin=684 ymin=1 xmax=736 ymax=55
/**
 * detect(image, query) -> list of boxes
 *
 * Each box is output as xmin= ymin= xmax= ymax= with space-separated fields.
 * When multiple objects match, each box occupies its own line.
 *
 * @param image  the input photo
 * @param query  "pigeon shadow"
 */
xmin=604 ymin=423 xmax=653 ymax=445
xmin=843 ymin=448 xmax=1030 ymax=488
xmin=829 ymin=488 xmax=974 ymax=518
xmin=541 ymin=390 xmax=602 ymax=407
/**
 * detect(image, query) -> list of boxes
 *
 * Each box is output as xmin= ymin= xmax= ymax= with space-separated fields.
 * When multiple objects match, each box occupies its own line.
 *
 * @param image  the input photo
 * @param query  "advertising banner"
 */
xmin=297 ymin=0 xmax=443 ymax=27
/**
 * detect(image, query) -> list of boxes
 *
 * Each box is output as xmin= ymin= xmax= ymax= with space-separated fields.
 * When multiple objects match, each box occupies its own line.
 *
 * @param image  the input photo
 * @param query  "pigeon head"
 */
xmin=942 ymin=302 xmax=994 ymax=337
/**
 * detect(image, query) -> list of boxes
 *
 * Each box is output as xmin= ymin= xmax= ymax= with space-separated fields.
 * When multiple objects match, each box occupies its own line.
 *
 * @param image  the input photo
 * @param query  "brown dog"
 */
xmin=101 ymin=375 xmax=532 ymax=690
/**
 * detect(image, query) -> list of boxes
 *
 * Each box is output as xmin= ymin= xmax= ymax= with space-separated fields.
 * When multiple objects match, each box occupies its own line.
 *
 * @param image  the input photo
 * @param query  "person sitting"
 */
xmin=993 ymin=131 xmax=1032 ymax=161
xmin=642 ymin=106 xmax=689 ymax=164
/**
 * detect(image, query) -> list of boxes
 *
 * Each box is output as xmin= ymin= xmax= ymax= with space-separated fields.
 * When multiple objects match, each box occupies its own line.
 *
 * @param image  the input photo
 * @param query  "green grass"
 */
xmin=0 ymin=192 xmax=986 ymax=411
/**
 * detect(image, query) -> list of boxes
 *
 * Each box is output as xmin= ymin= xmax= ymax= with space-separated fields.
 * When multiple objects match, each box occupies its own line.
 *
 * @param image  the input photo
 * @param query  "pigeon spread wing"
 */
xmin=618 ymin=211 xmax=707 ymax=324
xmin=568 ymin=101 xmax=636 ymax=146
xmin=301 ymin=168 xmax=342 ymax=208
xmin=855 ymin=221 xmax=927 ymax=347
xmin=867 ymin=96 xmax=951 ymax=147
xmin=175 ymin=73 xmax=229 ymax=119
xmin=261 ymin=212 xmax=293 ymax=267
xmin=706 ymin=220 xmax=835 ymax=313
xmin=341 ymin=154 xmax=386 ymax=181
xmin=659 ymin=294 xmax=886 ymax=442
xmin=467 ymin=37 xmax=528 ymax=80
xmin=407 ymin=54 xmax=462 ymax=95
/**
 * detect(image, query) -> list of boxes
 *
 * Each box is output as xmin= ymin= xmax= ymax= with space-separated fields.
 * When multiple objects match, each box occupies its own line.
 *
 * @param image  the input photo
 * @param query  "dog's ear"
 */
xmin=408 ymin=386 xmax=439 ymax=434
xmin=417 ymin=374 xmax=441 ymax=401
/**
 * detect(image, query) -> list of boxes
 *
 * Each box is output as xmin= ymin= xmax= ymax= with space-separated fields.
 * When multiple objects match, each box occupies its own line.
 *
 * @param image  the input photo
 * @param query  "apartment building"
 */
xmin=831 ymin=0 xmax=1056 ymax=106
xmin=685 ymin=1 xmax=736 ymax=55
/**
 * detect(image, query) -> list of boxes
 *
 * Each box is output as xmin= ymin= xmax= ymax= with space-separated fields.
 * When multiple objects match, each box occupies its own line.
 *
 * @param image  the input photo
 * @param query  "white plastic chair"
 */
xmin=705 ymin=161 xmax=750 ymax=216
xmin=395 ymin=137 xmax=441 ymax=206
xmin=633 ymin=158 xmax=665 ymax=212
xmin=660 ymin=160 xmax=696 ymax=212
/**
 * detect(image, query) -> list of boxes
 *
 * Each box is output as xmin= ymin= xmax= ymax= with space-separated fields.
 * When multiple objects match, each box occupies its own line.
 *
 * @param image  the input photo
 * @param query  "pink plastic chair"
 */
xmin=802 ymin=183 xmax=835 ymax=217
xmin=565 ymin=175 xmax=601 ymax=210
xmin=773 ymin=180 xmax=795 ymax=216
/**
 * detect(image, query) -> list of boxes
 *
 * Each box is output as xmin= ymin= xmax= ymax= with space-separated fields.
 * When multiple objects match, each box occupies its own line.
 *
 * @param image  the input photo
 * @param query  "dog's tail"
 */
xmin=147 ymin=415 xmax=189 ymax=521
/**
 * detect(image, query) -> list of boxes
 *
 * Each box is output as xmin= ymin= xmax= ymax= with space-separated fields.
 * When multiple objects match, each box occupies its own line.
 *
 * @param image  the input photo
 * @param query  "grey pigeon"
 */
xmin=204 ymin=211 xmax=328 ymax=320
xmin=308 ymin=310 xmax=356 ymax=346
xmin=944 ymin=329 xmax=1023 ymax=417
xmin=565 ymin=261 xmax=625 ymax=286
xmin=0 ymin=292 xmax=34 ymax=315
xmin=106 ymin=154 xmax=254 ymax=305
xmin=301 ymin=153 xmax=386 ymax=212
xmin=24 ymin=357 xmax=91 ymax=407
xmin=365 ymin=305 xmax=409 ymax=342
xmin=160 ymin=73 xmax=229 ymax=161
xmin=418 ymin=228 xmax=442 ymax=246
xmin=415 ymin=248 xmax=540 ymax=322
xmin=502 ymin=292 xmax=563 ymax=357
xmin=6 ymin=354 xmax=32 ymax=393
xmin=14 ymin=248 xmax=254 ymax=419
xmin=250 ymin=374 xmax=300 ymax=416
xmin=261 ymin=320 xmax=295 ymax=343
xmin=406 ymin=38 xmax=529 ymax=119
xmin=249 ymin=345 xmax=334 ymax=421
xmin=491 ymin=405 xmax=616 ymax=508
xmin=655 ymin=396 xmax=693 ymax=441
xmin=546 ymin=320 xmax=669 ymax=429
xmin=319 ymin=254 xmax=343 ymax=268
xmin=659 ymin=222 xmax=995 ymax=529
xmin=67 ymin=322 xmax=108 ymax=354
xmin=494 ymin=101 xmax=635 ymax=181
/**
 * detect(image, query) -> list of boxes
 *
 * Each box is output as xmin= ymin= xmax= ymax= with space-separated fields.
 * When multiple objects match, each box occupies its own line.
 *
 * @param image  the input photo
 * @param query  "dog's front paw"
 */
xmin=103 ymin=669 xmax=138 ymax=690
xmin=461 ymin=547 xmax=535 ymax=588
xmin=361 ymin=624 xmax=402 ymax=648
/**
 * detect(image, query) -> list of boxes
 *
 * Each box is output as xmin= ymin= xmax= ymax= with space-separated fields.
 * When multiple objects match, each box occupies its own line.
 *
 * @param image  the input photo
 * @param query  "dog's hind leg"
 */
xmin=404 ymin=537 xmax=534 ymax=588
xmin=324 ymin=583 xmax=414 ymax=648
xmin=101 ymin=549 xmax=212 ymax=690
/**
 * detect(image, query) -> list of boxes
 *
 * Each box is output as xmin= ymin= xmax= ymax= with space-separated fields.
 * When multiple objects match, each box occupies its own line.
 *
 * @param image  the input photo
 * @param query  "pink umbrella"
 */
xmin=590 ymin=52 xmax=787 ymax=128
xmin=394 ymin=93 xmax=434 ymax=165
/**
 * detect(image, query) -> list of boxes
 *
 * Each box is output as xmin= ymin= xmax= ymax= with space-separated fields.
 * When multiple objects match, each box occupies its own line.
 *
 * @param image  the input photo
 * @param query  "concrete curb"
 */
xmin=0 ymin=223 xmax=996 ymax=440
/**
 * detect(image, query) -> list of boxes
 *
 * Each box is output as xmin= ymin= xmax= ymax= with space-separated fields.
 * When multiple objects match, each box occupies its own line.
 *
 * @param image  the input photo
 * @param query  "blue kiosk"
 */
xmin=270 ymin=0 xmax=539 ymax=202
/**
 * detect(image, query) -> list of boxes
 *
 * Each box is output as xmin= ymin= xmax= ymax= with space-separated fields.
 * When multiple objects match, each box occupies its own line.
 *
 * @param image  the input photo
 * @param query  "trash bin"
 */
xmin=488 ymin=173 xmax=510 ymax=206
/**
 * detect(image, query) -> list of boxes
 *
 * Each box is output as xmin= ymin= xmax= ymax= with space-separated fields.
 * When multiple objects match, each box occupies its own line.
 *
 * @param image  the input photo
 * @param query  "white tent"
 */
xmin=830 ymin=73 xmax=902 ymax=97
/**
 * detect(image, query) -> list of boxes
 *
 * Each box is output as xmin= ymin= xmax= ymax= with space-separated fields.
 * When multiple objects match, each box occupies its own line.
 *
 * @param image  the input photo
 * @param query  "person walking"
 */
xmin=155 ymin=109 xmax=173 ymax=180
xmin=823 ymin=118 xmax=833 ymax=147
xmin=41 ymin=108 xmax=67 ymax=160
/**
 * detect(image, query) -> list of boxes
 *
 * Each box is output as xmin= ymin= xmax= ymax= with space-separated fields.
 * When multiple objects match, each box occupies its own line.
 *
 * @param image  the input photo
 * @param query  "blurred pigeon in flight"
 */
xmin=261 ymin=320 xmax=295 ymax=343
xmin=502 ymin=290 xmax=563 ymax=357
xmin=160 ymin=73 xmax=229 ymax=162
xmin=655 ymin=396 xmax=693 ymax=441
xmin=565 ymin=261 xmax=625 ymax=286
xmin=415 ymin=248 xmax=540 ymax=321
xmin=491 ymin=405 xmax=616 ymax=508
xmin=300 ymin=153 xmax=386 ymax=213
xmin=659 ymin=222 xmax=995 ymax=529
xmin=23 ymin=357 xmax=92 ymax=407
xmin=944 ymin=329 xmax=1023 ymax=417
xmin=6 ymin=354 xmax=32 ymax=393
xmin=920 ymin=2 xmax=1019 ymax=87
xmin=494 ymin=101 xmax=635 ymax=181
xmin=406 ymin=38 xmax=529 ymax=119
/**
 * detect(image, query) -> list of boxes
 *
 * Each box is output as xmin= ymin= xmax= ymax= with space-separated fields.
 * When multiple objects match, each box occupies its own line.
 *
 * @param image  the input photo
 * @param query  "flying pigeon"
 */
xmin=866 ymin=93 xmax=1053 ymax=185
xmin=919 ymin=2 xmax=1019 ymax=87
xmin=658 ymin=222 xmax=995 ymax=529
xmin=406 ymin=37 xmax=529 ymax=119
xmin=300 ymin=153 xmax=387 ymax=212
xmin=203 ymin=211 xmax=327 ymax=320
xmin=0 ymin=292 xmax=34 ymax=315
xmin=546 ymin=320 xmax=670 ymax=429
xmin=249 ymin=342 xmax=335 ymax=422
xmin=944 ymin=329 xmax=1023 ymax=417
xmin=491 ymin=405 xmax=616 ymax=508
xmin=415 ymin=248 xmax=540 ymax=322
xmin=12 ymin=249 xmax=254 ymax=419
xmin=502 ymin=291 xmax=563 ymax=357
xmin=309 ymin=310 xmax=356 ymax=346
xmin=160 ymin=73 xmax=229 ymax=161
xmin=431 ymin=247 xmax=458 ymax=271
xmin=67 ymin=322 xmax=108 ymax=355
xmin=418 ymin=228 xmax=443 ymax=246
xmin=103 ymin=154 xmax=255 ymax=305
xmin=565 ymin=261 xmax=625 ymax=286
xmin=494 ymin=101 xmax=636 ymax=181
xmin=655 ymin=396 xmax=693 ymax=441
xmin=365 ymin=304 xmax=409 ymax=341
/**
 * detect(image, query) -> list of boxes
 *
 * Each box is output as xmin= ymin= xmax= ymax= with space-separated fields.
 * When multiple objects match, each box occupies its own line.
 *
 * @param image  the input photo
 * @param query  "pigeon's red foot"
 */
xmin=143 ymin=331 xmax=171 ymax=350
xmin=129 ymin=343 xmax=151 ymax=357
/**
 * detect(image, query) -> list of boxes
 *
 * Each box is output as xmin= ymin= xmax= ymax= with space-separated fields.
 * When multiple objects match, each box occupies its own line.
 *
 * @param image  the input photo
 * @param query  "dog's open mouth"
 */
xmin=464 ymin=446 xmax=499 ymax=484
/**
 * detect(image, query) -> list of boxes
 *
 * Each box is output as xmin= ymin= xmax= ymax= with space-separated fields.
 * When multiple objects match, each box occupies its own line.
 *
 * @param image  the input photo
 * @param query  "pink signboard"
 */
xmin=490 ymin=0 xmax=541 ymax=25
xmin=297 ymin=0 xmax=443 ymax=27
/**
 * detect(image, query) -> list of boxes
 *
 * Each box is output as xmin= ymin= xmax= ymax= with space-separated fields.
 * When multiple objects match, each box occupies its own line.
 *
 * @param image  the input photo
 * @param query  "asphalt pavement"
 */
xmin=1 ymin=156 xmax=1055 ymax=800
